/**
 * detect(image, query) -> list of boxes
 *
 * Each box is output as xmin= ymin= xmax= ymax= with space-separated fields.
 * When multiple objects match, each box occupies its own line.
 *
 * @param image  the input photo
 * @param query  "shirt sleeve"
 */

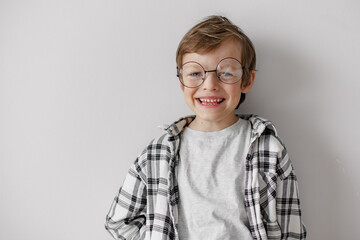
xmin=276 ymin=170 xmax=307 ymax=239
xmin=275 ymin=137 xmax=307 ymax=239
xmin=105 ymin=155 xmax=147 ymax=240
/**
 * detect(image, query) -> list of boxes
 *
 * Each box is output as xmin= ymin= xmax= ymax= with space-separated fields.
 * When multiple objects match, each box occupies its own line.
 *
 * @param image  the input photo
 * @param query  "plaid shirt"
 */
xmin=105 ymin=115 xmax=307 ymax=240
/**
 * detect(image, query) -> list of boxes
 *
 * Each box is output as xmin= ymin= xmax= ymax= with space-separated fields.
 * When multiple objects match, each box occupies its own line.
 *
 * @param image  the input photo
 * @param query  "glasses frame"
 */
xmin=177 ymin=57 xmax=247 ymax=88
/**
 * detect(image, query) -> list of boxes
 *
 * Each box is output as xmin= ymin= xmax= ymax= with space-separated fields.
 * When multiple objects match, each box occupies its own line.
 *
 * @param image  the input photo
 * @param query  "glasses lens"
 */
xmin=217 ymin=58 xmax=243 ymax=84
xmin=180 ymin=62 xmax=204 ymax=88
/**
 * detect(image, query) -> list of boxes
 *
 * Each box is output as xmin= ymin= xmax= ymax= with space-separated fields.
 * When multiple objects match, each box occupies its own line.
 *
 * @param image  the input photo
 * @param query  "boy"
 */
xmin=105 ymin=16 xmax=307 ymax=240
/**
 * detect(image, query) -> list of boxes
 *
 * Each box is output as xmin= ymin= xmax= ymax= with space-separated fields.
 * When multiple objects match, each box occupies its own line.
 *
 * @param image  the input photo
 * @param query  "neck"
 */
xmin=188 ymin=115 xmax=239 ymax=132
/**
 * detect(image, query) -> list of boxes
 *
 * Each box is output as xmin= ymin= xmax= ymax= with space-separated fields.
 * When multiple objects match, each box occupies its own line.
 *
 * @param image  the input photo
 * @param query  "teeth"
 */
xmin=199 ymin=98 xmax=223 ymax=103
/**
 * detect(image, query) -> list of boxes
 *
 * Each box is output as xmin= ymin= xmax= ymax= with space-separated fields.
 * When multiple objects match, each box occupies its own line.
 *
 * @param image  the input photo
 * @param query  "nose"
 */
xmin=202 ymin=70 xmax=219 ymax=90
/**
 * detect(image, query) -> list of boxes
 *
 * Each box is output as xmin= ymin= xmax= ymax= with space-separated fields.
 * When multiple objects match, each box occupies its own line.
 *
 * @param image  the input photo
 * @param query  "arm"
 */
xmin=105 ymin=158 xmax=147 ymax=240
xmin=275 ymin=138 xmax=307 ymax=239
xmin=276 ymin=171 xmax=307 ymax=239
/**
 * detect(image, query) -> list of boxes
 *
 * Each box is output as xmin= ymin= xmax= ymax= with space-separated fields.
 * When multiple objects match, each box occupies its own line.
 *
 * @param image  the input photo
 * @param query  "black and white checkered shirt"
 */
xmin=105 ymin=115 xmax=307 ymax=240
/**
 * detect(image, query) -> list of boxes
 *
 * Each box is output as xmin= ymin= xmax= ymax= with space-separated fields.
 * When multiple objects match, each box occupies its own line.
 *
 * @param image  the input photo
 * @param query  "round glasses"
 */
xmin=177 ymin=57 xmax=245 ymax=88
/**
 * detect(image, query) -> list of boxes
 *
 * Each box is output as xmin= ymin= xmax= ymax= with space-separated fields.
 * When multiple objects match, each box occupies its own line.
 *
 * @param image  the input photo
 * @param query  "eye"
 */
xmin=185 ymin=71 xmax=203 ymax=79
xmin=219 ymin=71 xmax=234 ymax=77
xmin=190 ymin=72 xmax=203 ymax=77
xmin=219 ymin=71 xmax=235 ymax=79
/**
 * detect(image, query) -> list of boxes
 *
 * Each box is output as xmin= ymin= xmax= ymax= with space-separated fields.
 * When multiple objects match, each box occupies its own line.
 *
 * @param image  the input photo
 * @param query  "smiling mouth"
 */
xmin=197 ymin=98 xmax=225 ymax=106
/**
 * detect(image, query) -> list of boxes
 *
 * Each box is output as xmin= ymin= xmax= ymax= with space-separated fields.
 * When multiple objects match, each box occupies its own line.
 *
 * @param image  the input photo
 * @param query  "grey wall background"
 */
xmin=1 ymin=0 xmax=359 ymax=239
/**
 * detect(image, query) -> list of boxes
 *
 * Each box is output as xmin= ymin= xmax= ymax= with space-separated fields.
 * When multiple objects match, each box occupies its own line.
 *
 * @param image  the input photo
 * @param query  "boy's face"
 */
xmin=181 ymin=40 xmax=254 ymax=131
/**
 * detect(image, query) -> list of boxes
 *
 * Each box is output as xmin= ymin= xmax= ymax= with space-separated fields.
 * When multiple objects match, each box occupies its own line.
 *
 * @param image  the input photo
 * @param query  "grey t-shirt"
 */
xmin=177 ymin=118 xmax=253 ymax=240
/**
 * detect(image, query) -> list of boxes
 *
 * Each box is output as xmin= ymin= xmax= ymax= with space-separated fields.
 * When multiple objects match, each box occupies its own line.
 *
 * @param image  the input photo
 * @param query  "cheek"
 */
xmin=183 ymin=88 xmax=197 ymax=101
xmin=225 ymin=84 xmax=242 ymax=100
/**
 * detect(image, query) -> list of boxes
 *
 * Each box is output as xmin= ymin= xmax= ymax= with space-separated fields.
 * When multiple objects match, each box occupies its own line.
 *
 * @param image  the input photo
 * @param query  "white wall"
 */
xmin=1 ymin=0 xmax=359 ymax=239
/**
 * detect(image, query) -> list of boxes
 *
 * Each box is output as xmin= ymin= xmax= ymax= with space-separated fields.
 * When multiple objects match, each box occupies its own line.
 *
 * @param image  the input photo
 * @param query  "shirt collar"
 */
xmin=162 ymin=114 xmax=278 ymax=140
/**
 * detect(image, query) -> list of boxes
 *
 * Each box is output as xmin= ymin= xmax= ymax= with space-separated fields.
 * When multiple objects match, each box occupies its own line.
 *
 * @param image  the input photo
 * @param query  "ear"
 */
xmin=241 ymin=70 xmax=256 ymax=93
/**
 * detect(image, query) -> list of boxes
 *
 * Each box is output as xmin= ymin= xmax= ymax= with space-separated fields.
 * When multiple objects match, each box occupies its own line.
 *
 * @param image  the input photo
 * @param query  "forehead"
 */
xmin=182 ymin=40 xmax=242 ymax=67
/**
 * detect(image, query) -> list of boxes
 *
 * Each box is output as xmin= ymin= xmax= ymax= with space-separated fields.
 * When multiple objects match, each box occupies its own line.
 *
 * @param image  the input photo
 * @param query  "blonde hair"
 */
xmin=176 ymin=16 xmax=256 ymax=105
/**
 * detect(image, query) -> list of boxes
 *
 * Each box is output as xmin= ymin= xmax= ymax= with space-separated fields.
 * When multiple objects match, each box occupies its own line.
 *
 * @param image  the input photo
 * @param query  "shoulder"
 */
xmin=245 ymin=115 xmax=293 ymax=180
xmin=135 ymin=115 xmax=191 ymax=169
xmin=136 ymin=133 xmax=173 ymax=163
xmin=257 ymin=128 xmax=286 ymax=154
xmin=240 ymin=114 xmax=283 ymax=149
xmin=129 ymin=116 xmax=192 ymax=182
xmin=131 ymin=133 xmax=175 ymax=182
